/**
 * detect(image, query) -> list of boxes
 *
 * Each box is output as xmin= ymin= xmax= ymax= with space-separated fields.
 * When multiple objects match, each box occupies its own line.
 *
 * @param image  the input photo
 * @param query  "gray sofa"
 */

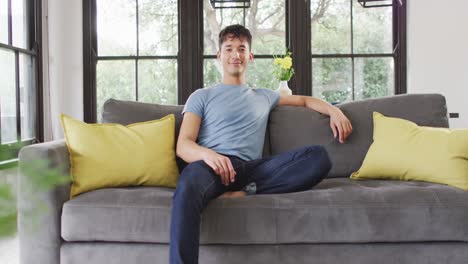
xmin=18 ymin=94 xmax=468 ymax=264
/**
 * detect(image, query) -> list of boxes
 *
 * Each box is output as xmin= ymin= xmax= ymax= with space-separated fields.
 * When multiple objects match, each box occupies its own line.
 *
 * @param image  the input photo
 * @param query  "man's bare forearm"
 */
xmin=176 ymin=139 xmax=214 ymax=163
xmin=303 ymin=96 xmax=336 ymax=116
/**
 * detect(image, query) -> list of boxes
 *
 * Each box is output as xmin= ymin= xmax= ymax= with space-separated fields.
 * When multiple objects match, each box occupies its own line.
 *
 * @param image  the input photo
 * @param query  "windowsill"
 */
xmin=0 ymin=159 xmax=19 ymax=170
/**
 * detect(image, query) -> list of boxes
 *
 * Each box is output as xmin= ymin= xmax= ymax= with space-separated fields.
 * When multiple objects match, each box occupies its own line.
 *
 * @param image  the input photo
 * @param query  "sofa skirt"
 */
xmin=61 ymin=242 xmax=468 ymax=264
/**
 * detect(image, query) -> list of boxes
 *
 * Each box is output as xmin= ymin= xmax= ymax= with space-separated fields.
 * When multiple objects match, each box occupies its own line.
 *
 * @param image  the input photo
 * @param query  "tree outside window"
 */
xmin=311 ymin=0 xmax=395 ymax=104
xmin=95 ymin=0 xmax=178 ymax=121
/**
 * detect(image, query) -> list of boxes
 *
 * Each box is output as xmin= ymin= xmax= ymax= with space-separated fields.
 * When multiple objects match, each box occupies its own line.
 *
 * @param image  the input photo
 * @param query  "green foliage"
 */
xmin=321 ymin=90 xmax=350 ymax=104
xmin=19 ymin=159 xmax=70 ymax=191
xmin=0 ymin=145 xmax=70 ymax=238
xmin=96 ymin=60 xmax=135 ymax=121
xmin=138 ymin=60 xmax=178 ymax=105
xmin=0 ymin=184 xmax=16 ymax=237
xmin=361 ymin=58 xmax=390 ymax=99
xmin=313 ymin=57 xmax=352 ymax=103
xmin=247 ymin=59 xmax=277 ymax=89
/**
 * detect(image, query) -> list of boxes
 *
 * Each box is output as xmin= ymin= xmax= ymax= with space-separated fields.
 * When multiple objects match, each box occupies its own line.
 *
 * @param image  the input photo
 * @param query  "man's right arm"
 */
xmin=176 ymin=112 xmax=236 ymax=185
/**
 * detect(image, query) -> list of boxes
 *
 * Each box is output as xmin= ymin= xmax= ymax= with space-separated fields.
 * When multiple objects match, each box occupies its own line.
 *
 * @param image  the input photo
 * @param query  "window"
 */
xmin=93 ymin=0 xmax=178 ymax=121
xmin=84 ymin=0 xmax=406 ymax=122
xmin=311 ymin=0 xmax=397 ymax=104
xmin=203 ymin=0 xmax=286 ymax=90
xmin=0 ymin=0 xmax=42 ymax=163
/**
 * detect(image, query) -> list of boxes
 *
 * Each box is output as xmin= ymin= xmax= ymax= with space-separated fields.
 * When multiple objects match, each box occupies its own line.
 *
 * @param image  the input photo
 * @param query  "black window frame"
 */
xmin=201 ymin=0 xmax=290 ymax=88
xmin=83 ymin=0 xmax=406 ymax=123
xmin=0 ymin=0 xmax=43 ymax=166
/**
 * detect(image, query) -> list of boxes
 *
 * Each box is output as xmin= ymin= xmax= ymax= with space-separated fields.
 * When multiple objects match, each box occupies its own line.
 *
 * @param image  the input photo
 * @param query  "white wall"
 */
xmin=43 ymin=0 xmax=468 ymax=139
xmin=45 ymin=0 xmax=83 ymax=139
xmin=407 ymin=0 xmax=468 ymax=128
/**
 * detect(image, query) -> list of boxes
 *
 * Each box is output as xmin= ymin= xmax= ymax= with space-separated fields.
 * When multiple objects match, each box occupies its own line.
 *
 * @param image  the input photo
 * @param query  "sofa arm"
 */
xmin=18 ymin=139 xmax=71 ymax=264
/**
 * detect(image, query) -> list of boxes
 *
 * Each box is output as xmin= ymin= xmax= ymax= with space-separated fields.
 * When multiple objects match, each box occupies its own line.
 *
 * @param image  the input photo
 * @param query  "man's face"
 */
xmin=217 ymin=35 xmax=254 ymax=78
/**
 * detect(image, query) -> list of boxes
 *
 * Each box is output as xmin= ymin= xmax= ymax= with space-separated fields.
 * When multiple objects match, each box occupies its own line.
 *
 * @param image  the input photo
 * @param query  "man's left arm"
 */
xmin=278 ymin=95 xmax=353 ymax=143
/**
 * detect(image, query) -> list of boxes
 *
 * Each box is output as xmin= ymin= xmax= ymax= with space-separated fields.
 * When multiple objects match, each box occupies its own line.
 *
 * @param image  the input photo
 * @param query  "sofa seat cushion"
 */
xmin=61 ymin=178 xmax=468 ymax=244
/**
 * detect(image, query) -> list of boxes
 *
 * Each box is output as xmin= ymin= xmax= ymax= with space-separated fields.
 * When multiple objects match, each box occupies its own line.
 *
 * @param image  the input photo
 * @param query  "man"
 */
xmin=169 ymin=24 xmax=352 ymax=264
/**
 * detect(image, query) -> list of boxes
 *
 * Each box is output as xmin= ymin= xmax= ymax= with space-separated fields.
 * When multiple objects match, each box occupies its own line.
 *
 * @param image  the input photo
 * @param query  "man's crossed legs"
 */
xmin=169 ymin=145 xmax=332 ymax=264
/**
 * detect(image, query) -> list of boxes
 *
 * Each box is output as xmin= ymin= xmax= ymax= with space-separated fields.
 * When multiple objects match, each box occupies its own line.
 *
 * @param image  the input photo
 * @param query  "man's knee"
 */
xmin=305 ymin=145 xmax=332 ymax=175
xmin=317 ymin=146 xmax=332 ymax=172
xmin=175 ymin=161 xmax=212 ymax=194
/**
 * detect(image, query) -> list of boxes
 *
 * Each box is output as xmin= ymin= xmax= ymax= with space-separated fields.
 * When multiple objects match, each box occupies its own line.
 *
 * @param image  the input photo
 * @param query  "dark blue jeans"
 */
xmin=169 ymin=145 xmax=332 ymax=264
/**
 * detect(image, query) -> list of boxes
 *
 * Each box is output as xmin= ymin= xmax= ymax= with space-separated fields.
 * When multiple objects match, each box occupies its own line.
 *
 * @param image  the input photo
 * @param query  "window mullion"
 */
xmin=350 ymin=0 xmax=355 ymax=100
xmin=135 ymin=59 xmax=139 ymax=101
xmin=15 ymin=51 xmax=21 ymax=142
xmin=0 ymin=43 xmax=36 ymax=55
xmin=136 ymin=0 xmax=139 ymax=101
xmin=289 ymin=0 xmax=311 ymax=96
xmin=394 ymin=0 xmax=407 ymax=94
xmin=285 ymin=0 xmax=289 ymax=48
xmin=7 ymin=0 xmax=12 ymax=45
xmin=83 ymin=0 xmax=97 ymax=123
xmin=34 ymin=0 xmax=44 ymax=142
xmin=28 ymin=0 xmax=35 ymax=51
xmin=179 ymin=0 xmax=203 ymax=104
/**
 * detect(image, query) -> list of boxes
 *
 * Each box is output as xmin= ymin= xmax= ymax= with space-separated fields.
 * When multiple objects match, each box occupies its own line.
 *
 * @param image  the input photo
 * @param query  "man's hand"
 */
xmin=201 ymin=150 xmax=236 ymax=186
xmin=278 ymin=95 xmax=353 ymax=143
xmin=329 ymin=106 xmax=352 ymax=143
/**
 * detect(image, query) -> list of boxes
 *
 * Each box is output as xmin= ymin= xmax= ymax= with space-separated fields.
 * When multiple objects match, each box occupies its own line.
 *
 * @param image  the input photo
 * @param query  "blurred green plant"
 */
xmin=0 ymin=144 xmax=70 ymax=238
xmin=0 ymin=183 xmax=16 ymax=237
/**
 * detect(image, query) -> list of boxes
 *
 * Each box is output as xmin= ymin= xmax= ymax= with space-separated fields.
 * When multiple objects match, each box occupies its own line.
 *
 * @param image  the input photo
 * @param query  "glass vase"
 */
xmin=277 ymin=80 xmax=292 ymax=96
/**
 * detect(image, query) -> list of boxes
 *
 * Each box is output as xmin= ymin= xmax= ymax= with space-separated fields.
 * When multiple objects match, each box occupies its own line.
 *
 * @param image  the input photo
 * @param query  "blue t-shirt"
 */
xmin=182 ymin=84 xmax=280 ymax=161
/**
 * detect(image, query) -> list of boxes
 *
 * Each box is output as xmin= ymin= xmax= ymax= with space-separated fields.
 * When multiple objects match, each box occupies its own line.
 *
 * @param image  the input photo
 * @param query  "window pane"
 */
xmin=19 ymin=54 xmax=36 ymax=140
xmin=0 ymin=0 xmax=8 ymax=44
xmin=12 ymin=0 xmax=29 ymax=49
xmin=203 ymin=0 xmax=286 ymax=55
xmin=203 ymin=59 xmax=221 ymax=88
xmin=245 ymin=0 xmax=285 ymax=55
xmin=354 ymin=57 xmax=394 ymax=100
xmin=204 ymin=1 xmax=246 ymax=55
xmin=139 ymin=0 xmax=178 ymax=56
xmin=311 ymin=0 xmax=351 ymax=54
xmin=353 ymin=1 xmax=392 ymax=54
xmin=312 ymin=58 xmax=352 ymax=104
xmin=96 ymin=60 xmax=136 ymax=121
xmin=0 ymin=49 xmax=17 ymax=143
xmin=138 ymin=60 xmax=177 ymax=104
xmin=246 ymin=58 xmax=277 ymax=89
xmin=203 ymin=58 xmax=277 ymax=90
xmin=97 ymin=0 xmax=136 ymax=56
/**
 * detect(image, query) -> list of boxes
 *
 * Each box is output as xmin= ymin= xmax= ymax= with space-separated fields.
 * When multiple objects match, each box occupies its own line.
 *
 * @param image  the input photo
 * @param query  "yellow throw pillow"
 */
xmin=351 ymin=112 xmax=468 ymax=191
xmin=61 ymin=114 xmax=179 ymax=198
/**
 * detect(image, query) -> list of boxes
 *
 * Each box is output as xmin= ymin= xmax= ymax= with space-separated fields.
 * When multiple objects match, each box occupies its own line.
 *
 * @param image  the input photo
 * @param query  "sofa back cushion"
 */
xmin=102 ymin=99 xmax=186 ymax=170
xmin=267 ymin=94 xmax=449 ymax=178
xmin=102 ymin=99 xmax=184 ymax=132
xmin=101 ymin=99 xmax=272 ymax=168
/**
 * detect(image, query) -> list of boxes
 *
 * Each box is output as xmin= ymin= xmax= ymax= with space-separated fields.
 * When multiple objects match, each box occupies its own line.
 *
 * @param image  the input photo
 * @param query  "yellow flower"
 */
xmin=273 ymin=51 xmax=295 ymax=81
xmin=274 ymin=58 xmax=282 ymax=65
xmin=280 ymin=57 xmax=292 ymax=69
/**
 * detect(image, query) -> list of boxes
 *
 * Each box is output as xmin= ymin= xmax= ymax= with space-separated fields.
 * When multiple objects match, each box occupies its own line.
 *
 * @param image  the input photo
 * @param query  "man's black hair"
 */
xmin=218 ymin=24 xmax=252 ymax=51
